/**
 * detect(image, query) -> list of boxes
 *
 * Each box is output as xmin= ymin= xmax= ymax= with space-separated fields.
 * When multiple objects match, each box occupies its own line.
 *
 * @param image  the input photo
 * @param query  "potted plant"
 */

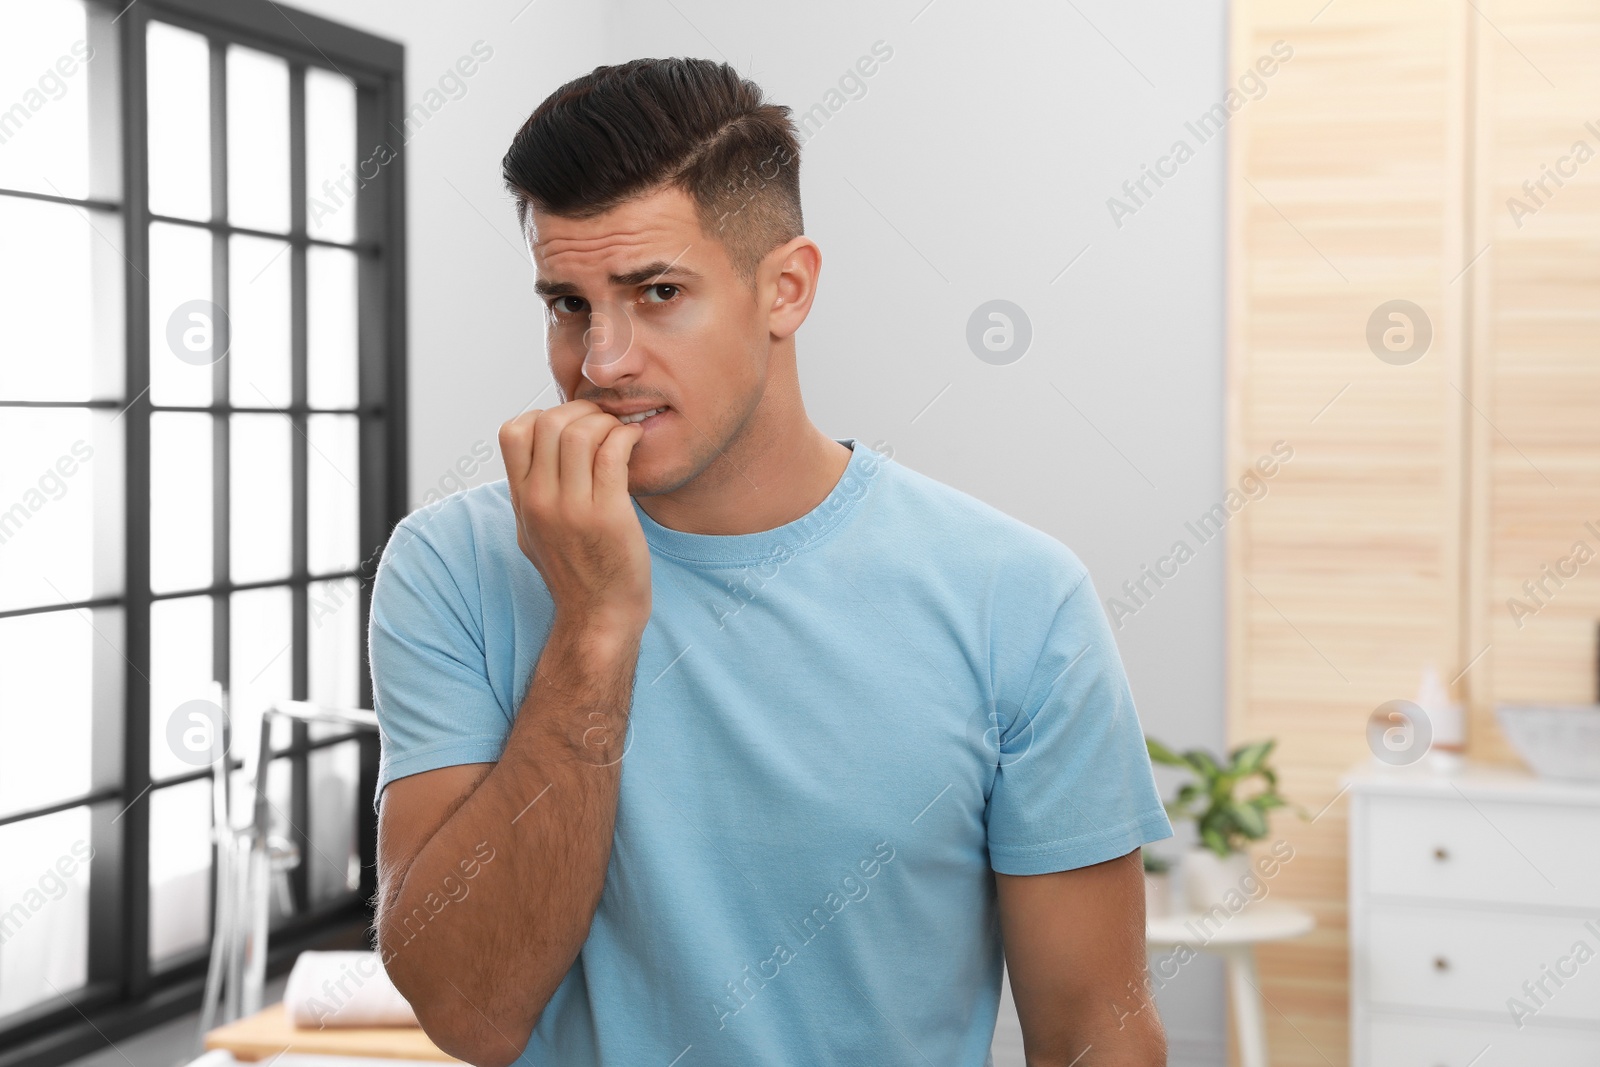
xmin=1146 ymin=737 xmax=1301 ymax=913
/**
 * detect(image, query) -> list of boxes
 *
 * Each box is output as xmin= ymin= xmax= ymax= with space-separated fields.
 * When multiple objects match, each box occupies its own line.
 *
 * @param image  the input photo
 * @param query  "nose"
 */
xmin=580 ymin=298 xmax=640 ymax=388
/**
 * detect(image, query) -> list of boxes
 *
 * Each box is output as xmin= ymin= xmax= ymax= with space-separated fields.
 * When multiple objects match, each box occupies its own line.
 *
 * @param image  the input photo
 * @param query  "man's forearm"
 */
xmin=378 ymin=616 xmax=641 ymax=1062
xmin=1030 ymin=999 xmax=1166 ymax=1067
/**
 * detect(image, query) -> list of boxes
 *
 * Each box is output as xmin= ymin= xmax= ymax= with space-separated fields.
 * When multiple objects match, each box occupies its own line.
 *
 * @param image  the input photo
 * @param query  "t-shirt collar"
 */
xmin=629 ymin=438 xmax=882 ymax=566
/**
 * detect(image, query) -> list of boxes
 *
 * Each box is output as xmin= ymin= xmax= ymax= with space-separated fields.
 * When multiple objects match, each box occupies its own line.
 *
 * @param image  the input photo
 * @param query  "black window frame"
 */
xmin=0 ymin=2 xmax=406 ymax=1064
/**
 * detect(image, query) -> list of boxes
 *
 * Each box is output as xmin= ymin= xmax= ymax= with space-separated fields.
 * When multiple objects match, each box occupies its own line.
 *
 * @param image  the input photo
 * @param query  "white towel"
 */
xmin=185 ymin=1050 xmax=238 ymax=1067
xmin=283 ymin=950 xmax=420 ymax=1029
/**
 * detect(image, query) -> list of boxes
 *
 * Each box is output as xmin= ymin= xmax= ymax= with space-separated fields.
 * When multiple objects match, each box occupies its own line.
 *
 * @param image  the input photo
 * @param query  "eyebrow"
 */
xmin=534 ymin=261 xmax=704 ymax=298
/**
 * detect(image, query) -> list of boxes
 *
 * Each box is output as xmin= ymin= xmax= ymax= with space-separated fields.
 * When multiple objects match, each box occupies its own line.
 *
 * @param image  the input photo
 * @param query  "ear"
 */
xmin=763 ymin=236 xmax=821 ymax=341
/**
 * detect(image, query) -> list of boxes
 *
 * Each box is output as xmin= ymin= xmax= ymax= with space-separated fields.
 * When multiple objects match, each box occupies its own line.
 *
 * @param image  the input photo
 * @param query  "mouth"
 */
xmin=616 ymin=406 xmax=668 ymax=426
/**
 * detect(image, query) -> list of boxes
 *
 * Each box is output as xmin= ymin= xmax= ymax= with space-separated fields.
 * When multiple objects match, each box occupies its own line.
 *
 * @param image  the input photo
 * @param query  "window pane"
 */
xmin=308 ymin=414 xmax=358 ymax=574
xmin=230 ymin=414 xmax=291 ymax=584
xmin=307 ymin=245 xmax=358 ymax=408
xmin=231 ymin=585 xmax=293 ymax=752
xmin=0 ymin=2 xmax=99 ymax=200
xmin=0 ymin=407 xmax=105 ymax=612
xmin=308 ymin=740 xmax=360 ymax=904
xmin=229 ymin=235 xmax=291 ymax=409
xmin=148 ymin=778 xmax=212 ymax=968
xmin=309 ymin=577 xmax=361 ymax=713
xmin=150 ymin=595 xmax=216 ymax=782
xmin=0 ymin=197 xmax=124 ymax=402
xmin=146 ymin=21 xmax=210 ymax=221
xmin=148 ymin=220 xmax=217 ymax=407
xmin=150 ymin=412 xmax=212 ymax=594
xmin=0 ymin=611 xmax=98 ymax=819
xmin=226 ymin=46 xmax=289 ymax=235
xmin=305 ymin=68 xmax=356 ymax=244
xmin=0 ymin=807 xmax=93 ymax=1018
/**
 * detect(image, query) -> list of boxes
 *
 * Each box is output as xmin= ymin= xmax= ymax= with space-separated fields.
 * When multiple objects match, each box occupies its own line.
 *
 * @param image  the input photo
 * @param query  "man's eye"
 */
xmin=550 ymin=296 xmax=586 ymax=315
xmin=641 ymin=284 xmax=679 ymax=304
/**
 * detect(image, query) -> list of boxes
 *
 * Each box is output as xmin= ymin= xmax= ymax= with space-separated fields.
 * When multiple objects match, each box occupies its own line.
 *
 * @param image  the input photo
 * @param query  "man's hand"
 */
xmin=996 ymin=848 xmax=1167 ymax=1066
xmin=499 ymin=399 xmax=650 ymax=636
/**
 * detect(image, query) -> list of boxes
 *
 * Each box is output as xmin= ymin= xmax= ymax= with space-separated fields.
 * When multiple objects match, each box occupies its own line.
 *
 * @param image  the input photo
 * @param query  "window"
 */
xmin=0 ymin=1 xmax=406 ymax=1060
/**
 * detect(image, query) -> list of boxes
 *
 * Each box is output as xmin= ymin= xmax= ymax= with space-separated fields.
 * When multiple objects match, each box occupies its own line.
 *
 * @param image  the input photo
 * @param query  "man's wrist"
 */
xmin=550 ymin=609 xmax=646 ymax=664
xmin=515 ymin=612 xmax=641 ymax=767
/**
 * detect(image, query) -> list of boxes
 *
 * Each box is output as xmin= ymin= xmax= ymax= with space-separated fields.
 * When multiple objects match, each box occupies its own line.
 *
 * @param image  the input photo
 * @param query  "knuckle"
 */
xmin=559 ymin=420 xmax=594 ymax=449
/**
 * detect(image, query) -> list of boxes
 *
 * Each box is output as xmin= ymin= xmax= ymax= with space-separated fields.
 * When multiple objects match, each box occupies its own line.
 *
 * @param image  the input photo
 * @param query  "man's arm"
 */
xmin=375 ymin=618 xmax=640 ymax=1067
xmin=996 ymin=847 xmax=1166 ymax=1067
xmin=372 ymin=401 xmax=650 ymax=1067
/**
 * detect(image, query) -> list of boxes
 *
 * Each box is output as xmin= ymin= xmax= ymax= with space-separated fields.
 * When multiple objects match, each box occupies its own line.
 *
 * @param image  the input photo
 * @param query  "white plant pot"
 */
xmin=1181 ymin=847 xmax=1253 ymax=915
xmin=1144 ymin=870 xmax=1173 ymax=920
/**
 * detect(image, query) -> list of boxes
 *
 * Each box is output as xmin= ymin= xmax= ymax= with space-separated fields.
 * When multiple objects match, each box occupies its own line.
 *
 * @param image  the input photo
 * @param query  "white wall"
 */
xmin=291 ymin=2 xmax=1231 ymax=1062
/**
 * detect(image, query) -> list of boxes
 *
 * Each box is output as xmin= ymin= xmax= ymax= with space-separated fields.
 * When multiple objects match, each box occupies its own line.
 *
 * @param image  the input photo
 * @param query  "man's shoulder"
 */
xmin=873 ymin=456 xmax=1089 ymax=594
xmin=379 ymin=479 xmax=516 ymax=578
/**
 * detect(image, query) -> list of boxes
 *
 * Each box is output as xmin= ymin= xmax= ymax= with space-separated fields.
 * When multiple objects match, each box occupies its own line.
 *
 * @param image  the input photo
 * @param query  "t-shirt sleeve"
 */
xmin=366 ymin=514 xmax=512 ymax=814
xmin=985 ymin=569 xmax=1173 ymax=875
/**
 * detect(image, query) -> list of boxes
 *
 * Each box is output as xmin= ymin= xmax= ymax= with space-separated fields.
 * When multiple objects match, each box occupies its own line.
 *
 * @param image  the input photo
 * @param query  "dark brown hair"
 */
xmin=502 ymin=58 xmax=804 ymax=287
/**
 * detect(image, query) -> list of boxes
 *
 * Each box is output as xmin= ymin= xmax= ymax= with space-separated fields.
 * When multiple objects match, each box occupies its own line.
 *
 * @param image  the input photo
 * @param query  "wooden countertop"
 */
xmin=203 ymin=1002 xmax=463 ymax=1063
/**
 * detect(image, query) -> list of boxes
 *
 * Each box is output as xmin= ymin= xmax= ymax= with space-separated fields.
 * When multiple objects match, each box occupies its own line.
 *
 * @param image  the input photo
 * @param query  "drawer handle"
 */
xmin=1433 ymin=956 xmax=1450 ymax=972
xmin=1432 ymin=846 xmax=1449 ymax=862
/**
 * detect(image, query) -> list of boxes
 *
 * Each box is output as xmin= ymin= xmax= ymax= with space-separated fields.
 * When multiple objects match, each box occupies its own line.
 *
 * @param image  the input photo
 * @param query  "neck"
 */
xmin=633 ymin=358 xmax=852 ymax=537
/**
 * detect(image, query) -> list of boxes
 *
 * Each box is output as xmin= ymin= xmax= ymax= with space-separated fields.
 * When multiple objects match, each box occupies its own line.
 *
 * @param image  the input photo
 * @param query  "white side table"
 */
xmin=1146 ymin=905 xmax=1314 ymax=1067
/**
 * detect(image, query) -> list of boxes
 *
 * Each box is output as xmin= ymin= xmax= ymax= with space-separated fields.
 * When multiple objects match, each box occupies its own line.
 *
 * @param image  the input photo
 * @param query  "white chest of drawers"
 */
xmin=1348 ymin=761 xmax=1600 ymax=1067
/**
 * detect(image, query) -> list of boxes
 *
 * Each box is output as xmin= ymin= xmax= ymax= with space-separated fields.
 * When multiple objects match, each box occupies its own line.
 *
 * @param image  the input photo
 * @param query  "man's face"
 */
xmin=527 ymin=184 xmax=771 ymax=497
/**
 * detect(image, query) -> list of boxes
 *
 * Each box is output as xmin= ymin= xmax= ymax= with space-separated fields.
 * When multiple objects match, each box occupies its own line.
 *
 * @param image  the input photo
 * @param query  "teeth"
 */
xmin=618 ymin=407 xmax=664 ymax=424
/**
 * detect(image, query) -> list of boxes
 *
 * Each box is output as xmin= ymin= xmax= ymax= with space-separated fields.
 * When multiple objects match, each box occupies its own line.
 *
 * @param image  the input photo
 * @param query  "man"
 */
xmin=370 ymin=57 xmax=1172 ymax=1067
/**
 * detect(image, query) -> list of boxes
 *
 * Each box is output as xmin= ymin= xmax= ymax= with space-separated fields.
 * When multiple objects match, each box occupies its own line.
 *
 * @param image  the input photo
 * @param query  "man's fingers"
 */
xmin=531 ymin=399 xmax=600 ymax=497
xmin=498 ymin=409 xmax=541 ymax=490
xmin=557 ymin=411 xmax=624 ymax=504
xmin=503 ymin=400 xmax=634 ymax=513
xmin=593 ymin=421 xmax=642 ymax=505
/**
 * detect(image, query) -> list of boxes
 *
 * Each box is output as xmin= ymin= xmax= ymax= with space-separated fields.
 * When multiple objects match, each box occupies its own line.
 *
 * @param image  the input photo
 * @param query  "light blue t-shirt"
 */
xmin=368 ymin=438 xmax=1172 ymax=1067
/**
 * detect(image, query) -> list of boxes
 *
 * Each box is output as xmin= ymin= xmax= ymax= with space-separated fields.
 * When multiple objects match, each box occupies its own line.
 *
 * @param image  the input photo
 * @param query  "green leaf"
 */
xmin=1182 ymin=748 xmax=1222 ymax=782
xmin=1199 ymin=806 xmax=1230 ymax=839
xmin=1227 ymin=800 xmax=1268 ymax=838
xmin=1230 ymin=740 xmax=1275 ymax=776
xmin=1146 ymin=737 xmax=1188 ymax=767
xmin=1200 ymin=826 xmax=1231 ymax=857
xmin=1162 ymin=798 xmax=1191 ymax=820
